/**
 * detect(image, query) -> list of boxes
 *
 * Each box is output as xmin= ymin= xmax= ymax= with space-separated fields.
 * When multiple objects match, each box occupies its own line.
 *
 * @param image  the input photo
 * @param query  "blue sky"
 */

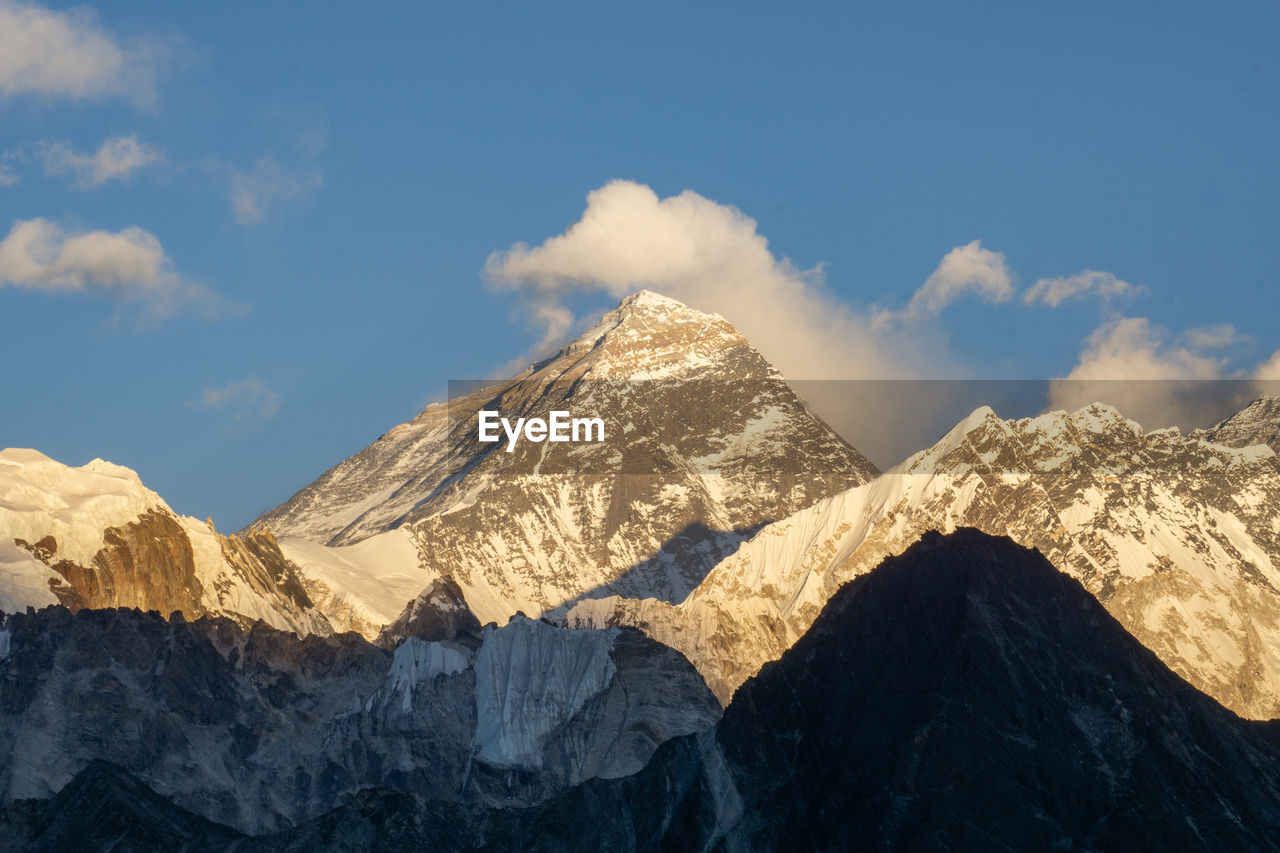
xmin=1 ymin=0 xmax=1277 ymax=528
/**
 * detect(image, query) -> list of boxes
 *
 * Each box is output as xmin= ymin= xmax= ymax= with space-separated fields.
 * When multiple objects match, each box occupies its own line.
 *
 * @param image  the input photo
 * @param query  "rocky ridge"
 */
xmin=570 ymin=401 xmax=1280 ymax=717
xmin=9 ymin=531 xmax=1280 ymax=851
xmin=0 ymin=603 xmax=718 ymax=835
xmin=1200 ymin=395 xmax=1280 ymax=452
xmin=0 ymin=449 xmax=327 ymax=636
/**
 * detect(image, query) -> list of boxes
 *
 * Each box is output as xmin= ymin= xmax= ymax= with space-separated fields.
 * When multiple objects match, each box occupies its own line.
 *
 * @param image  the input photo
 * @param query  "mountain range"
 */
xmin=6 ymin=531 xmax=1280 ymax=850
xmin=2 ymin=290 xmax=1280 ymax=849
xmin=570 ymin=399 xmax=1280 ymax=718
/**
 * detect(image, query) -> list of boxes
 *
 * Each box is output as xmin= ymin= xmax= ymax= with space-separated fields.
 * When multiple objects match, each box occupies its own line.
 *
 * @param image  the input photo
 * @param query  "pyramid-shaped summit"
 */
xmin=520 ymin=288 xmax=764 ymax=381
xmin=1201 ymin=395 xmax=1280 ymax=452
xmin=255 ymin=290 xmax=877 ymax=637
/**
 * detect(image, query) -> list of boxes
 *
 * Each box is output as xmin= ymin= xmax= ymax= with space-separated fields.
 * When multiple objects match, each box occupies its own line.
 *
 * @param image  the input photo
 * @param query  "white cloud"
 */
xmin=1023 ymin=270 xmax=1144 ymax=307
xmin=1061 ymin=317 xmax=1235 ymax=381
xmin=486 ymin=179 xmax=953 ymax=380
xmin=38 ymin=134 xmax=163 ymax=188
xmin=878 ymin=240 xmax=1014 ymax=326
xmin=0 ymin=217 xmax=222 ymax=317
xmin=1182 ymin=323 xmax=1243 ymax=352
xmin=0 ymin=0 xmax=167 ymax=106
xmin=1049 ymin=316 xmax=1246 ymax=429
xmin=1256 ymin=350 xmax=1280 ymax=381
xmin=194 ymin=377 xmax=280 ymax=420
xmin=229 ymin=157 xmax=322 ymax=226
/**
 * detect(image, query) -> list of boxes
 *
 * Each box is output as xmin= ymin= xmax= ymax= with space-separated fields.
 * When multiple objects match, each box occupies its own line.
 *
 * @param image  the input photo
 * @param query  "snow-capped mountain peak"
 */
xmin=0 ymin=448 xmax=165 ymax=568
xmin=1201 ymin=395 xmax=1280 ymax=451
xmin=538 ymin=288 xmax=750 ymax=382
xmin=0 ymin=448 xmax=328 ymax=635
xmin=258 ymin=289 xmax=878 ymax=636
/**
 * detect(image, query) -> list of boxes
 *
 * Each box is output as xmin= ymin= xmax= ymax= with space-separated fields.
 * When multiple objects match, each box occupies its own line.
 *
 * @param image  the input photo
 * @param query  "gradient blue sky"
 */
xmin=1 ymin=0 xmax=1277 ymax=528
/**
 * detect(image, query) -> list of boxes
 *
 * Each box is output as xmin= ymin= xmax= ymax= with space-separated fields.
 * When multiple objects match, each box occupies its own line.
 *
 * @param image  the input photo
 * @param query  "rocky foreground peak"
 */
xmin=704 ymin=529 xmax=1280 ymax=850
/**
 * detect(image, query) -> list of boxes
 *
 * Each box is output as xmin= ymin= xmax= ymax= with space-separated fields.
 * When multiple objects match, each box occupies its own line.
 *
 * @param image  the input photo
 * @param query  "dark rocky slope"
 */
xmin=0 ymin=760 xmax=243 ymax=853
xmin=7 ymin=530 xmax=1280 ymax=851
xmin=255 ymin=529 xmax=1280 ymax=851
xmin=0 ymin=607 xmax=717 ymax=835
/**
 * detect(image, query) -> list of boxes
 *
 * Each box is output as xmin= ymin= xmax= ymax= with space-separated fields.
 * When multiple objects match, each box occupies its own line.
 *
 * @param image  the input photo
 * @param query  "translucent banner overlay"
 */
xmin=445 ymin=378 xmax=1280 ymax=474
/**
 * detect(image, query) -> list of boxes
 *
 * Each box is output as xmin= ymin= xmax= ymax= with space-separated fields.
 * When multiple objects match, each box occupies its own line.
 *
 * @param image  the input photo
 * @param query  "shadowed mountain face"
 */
xmin=255 ymin=291 xmax=877 ymax=633
xmin=0 ymin=760 xmax=244 ymax=853
xmin=0 ymin=606 xmax=718 ymax=836
xmin=711 ymin=528 xmax=1280 ymax=850
xmin=15 ymin=530 xmax=1280 ymax=851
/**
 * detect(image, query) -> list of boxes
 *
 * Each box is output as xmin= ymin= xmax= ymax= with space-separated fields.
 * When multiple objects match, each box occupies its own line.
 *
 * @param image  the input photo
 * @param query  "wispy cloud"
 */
xmin=1048 ymin=315 xmax=1254 ymax=429
xmin=194 ymin=377 xmax=281 ymax=420
xmin=0 ymin=217 xmax=227 ymax=318
xmin=225 ymin=105 xmax=329 ymax=226
xmin=0 ymin=151 xmax=18 ymax=187
xmin=0 ymin=0 xmax=172 ymax=107
xmin=486 ymin=179 xmax=955 ymax=380
xmin=228 ymin=157 xmax=322 ymax=226
xmin=873 ymin=240 xmax=1014 ymax=328
xmin=1257 ymin=350 xmax=1280 ymax=382
xmin=1024 ymin=270 xmax=1144 ymax=307
xmin=37 ymin=134 xmax=164 ymax=188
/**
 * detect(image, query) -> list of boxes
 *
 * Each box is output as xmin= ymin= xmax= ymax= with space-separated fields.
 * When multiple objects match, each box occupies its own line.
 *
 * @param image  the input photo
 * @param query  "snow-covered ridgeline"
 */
xmin=0 ymin=447 xmax=329 ymax=635
xmin=0 ymin=448 xmax=165 ymax=567
xmin=571 ymin=402 xmax=1280 ymax=718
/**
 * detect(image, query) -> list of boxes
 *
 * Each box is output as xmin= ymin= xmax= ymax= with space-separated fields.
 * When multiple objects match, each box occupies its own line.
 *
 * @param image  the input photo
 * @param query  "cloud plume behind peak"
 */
xmin=487 ymin=179 xmax=948 ymax=381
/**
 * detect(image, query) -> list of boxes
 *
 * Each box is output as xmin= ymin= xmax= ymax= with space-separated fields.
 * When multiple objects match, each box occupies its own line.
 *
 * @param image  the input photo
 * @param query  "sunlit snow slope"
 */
xmin=571 ymin=401 xmax=1280 ymax=718
xmin=0 ymin=448 xmax=329 ymax=635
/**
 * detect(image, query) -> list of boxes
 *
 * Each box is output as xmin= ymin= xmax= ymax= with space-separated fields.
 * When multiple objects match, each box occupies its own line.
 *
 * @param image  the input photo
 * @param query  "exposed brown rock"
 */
xmin=19 ymin=510 xmax=205 ymax=617
xmin=220 ymin=526 xmax=315 ymax=616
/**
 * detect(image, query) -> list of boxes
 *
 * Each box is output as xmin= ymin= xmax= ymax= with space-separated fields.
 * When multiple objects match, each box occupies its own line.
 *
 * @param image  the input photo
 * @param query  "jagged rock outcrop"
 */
xmin=20 ymin=509 xmax=203 ymax=615
xmin=0 ymin=449 xmax=330 ymax=636
xmin=0 ymin=606 xmax=718 ymax=834
xmin=571 ymin=401 xmax=1280 ymax=717
xmin=22 ymin=531 xmax=1280 ymax=851
xmin=258 ymin=291 xmax=877 ymax=630
xmin=375 ymin=576 xmax=479 ymax=648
